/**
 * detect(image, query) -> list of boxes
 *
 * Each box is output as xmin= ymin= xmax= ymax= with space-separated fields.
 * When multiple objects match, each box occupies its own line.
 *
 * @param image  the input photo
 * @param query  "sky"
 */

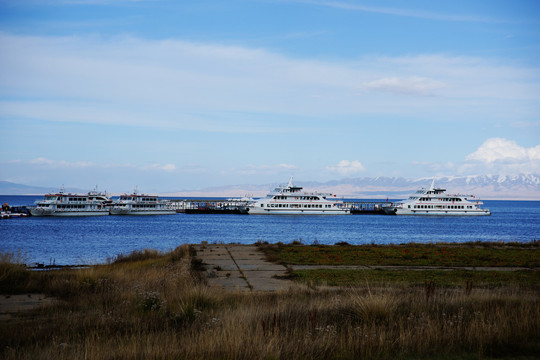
xmin=1 ymin=0 xmax=539 ymax=193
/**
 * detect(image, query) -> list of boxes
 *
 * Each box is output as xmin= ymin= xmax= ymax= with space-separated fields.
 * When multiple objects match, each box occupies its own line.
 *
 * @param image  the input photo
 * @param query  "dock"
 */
xmin=346 ymin=201 xmax=391 ymax=215
xmin=169 ymin=199 xmax=249 ymax=214
xmin=169 ymin=199 xmax=392 ymax=215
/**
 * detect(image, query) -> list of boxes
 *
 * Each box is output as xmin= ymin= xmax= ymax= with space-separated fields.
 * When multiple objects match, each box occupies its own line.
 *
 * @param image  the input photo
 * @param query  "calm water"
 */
xmin=1 ymin=195 xmax=539 ymax=265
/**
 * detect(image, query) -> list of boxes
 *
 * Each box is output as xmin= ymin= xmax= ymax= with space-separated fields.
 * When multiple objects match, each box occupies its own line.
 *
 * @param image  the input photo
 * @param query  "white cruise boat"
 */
xmin=109 ymin=190 xmax=175 ymax=215
xmin=30 ymin=187 xmax=111 ymax=217
xmin=247 ymin=177 xmax=350 ymax=215
xmin=384 ymin=180 xmax=490 ymax=216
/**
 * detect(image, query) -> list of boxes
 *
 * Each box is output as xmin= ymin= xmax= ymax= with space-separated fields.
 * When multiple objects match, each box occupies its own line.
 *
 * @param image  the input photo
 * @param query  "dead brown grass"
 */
xmin=1 ymin=245 xmax=538 ymax=359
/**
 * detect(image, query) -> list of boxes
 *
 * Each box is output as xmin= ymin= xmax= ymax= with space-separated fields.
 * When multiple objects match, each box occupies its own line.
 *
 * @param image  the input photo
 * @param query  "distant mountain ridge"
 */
xmin=2 ymin=174 xmax=540 ymax=199
xmin=0 ymin=181 xmax=89 ymax=195
xmin=165 ymin=174 xmax=540 ymax=200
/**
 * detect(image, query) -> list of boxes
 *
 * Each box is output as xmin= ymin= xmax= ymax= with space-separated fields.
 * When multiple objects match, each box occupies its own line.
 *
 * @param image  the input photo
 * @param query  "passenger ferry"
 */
xmin=30 ymin=187 xmax=111 ymax=217
xmin=247 ymin=177 xmax=350 ymax=215
xmin=109 ymin=190 xmax=175 ymax=215
xmin=384 ymin=180 xmax=490 ymax=216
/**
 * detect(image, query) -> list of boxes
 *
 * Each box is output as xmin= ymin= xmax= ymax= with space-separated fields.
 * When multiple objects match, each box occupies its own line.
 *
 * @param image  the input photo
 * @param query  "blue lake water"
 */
xmin=1 ymin=195 xmax=539 ymax=265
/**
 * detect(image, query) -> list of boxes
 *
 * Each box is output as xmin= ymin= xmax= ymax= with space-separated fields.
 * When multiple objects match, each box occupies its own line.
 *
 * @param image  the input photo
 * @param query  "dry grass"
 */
xmin=1 ymin=246 xmax=539 ymax=359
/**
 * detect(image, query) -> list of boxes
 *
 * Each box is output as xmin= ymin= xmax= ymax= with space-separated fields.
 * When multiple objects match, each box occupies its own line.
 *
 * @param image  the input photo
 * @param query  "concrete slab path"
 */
xmin=192 ymin=244 xmax=536 ymax=292
xmin=192 ymin=244 xmax=295 ymax=292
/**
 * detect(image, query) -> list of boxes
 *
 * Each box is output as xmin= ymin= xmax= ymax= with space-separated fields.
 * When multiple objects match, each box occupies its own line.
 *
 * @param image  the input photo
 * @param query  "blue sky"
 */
xmin=1 ymin=0 xmax=539 ymax=193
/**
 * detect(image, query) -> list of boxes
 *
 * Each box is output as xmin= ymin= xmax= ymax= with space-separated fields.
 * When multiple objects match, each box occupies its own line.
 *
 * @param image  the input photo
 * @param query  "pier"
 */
xmin=169 ymin=199 xmax=250 ymax=214
xmin=346 ymin=201 xmax=391 ymax=215
xmin=169 ymin=199 xmax=392 ymax=215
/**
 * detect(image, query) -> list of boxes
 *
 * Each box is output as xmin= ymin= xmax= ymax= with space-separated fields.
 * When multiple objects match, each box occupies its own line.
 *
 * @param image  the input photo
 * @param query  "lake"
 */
xmin=1 ymin=195 xmax=539 ymax=265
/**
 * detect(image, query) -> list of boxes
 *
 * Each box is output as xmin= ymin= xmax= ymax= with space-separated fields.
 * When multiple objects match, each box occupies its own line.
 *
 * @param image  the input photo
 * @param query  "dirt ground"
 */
xmin=0 ymin=294 xmax=56 ymax=321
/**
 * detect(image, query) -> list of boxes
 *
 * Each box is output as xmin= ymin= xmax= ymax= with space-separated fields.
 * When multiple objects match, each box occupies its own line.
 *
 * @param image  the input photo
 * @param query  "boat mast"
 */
xmin=429 ymin=179 xmax=435 ymax=191
xmin=287 ymin=176 xmax=294 ymax=188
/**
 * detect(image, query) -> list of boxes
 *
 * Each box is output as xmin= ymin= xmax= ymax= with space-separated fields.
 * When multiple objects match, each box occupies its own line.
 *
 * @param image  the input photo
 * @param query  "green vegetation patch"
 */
xmin=261 ymin=242 xmax=540 ymax=267
xmin=293 ymin=268 xmax=540 ymax=287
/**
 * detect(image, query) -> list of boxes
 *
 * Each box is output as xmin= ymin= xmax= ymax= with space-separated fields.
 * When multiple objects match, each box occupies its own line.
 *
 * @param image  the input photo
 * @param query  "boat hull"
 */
xmin=30 ymin=209 xmax=109 ymax=217
xmin=389 ymin=207 xmax=491 ymax=216
xmin=109 ymin=208 xmax=176 ymax=215
xmin=247 ymin=207 xmax=350 ymax=215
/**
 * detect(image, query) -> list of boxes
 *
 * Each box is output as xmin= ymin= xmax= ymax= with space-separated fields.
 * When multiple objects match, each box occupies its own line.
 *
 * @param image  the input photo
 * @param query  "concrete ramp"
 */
xmin=192 ymin=244 xmax=293 ymax=292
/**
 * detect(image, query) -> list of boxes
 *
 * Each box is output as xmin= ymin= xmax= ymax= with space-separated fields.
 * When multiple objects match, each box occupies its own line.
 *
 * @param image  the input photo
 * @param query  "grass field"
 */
xmin=260 ymin=240 xmax=539 ymax=290
xmin=292 ymin=268 xmax=539 ymax=287
xmin=1 ymin=243 xmax=539 ymax=359
xmin=258 ymin=241 xmax=540 ymax=267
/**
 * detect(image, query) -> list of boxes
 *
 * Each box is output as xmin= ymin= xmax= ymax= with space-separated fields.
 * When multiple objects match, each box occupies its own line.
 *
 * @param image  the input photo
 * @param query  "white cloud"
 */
xmin=141 ymin=163 xmax=177 ymax=172
xmin=326 ymin=160 xmax=365 ymax=175
xmin=1 ymin=33 xmax=539 ymax=129
xmin=227 ymin=163 xmax=298 ymax=175
xmin=462 ymin=138 xmax=540 ymax=174
xmin=466 ymin=138 xmax=540 ymax=163
xmin=362 ymin=76 xmax=445 ymax=96
xmin=277 ymin=163 xmax=297 ymax=169
xmin=11 ymin=158 xmax=178 ymax=172
xmin=27 ymin=157 xmax=95 ymax=168
xmin=298 ymin=0 xmax=503 ymax=23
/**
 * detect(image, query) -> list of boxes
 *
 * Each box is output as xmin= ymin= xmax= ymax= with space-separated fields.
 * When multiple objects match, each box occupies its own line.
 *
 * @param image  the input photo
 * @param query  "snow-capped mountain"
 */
xmin=306 ymin=174 xmax=540 ymax=200
xmin=3 ymin=174 xmax=540 ymax=199
xmin=162 ymin=174 xmax=540 ymax=200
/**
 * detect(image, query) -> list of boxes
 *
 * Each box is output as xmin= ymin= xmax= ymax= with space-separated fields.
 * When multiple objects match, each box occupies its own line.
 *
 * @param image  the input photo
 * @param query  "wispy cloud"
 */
xmin=295 ymin=0 xmax=505 ymax=23
xmin=326 ymin=160 xmax=365 ymax=176
xmin=140 ymin=163 xmax=176 ymax=172
xmin=27 ymin=157 xmax=95 ymax=168
xmin=512 ymin=120 xmax=540 ymax=128
xmin=409 ymin=138 xmax=540 ymax=176
xmin=7 ymin=0 xmax=156 ymax=4
xmin=362 ymin=77 xmax=445 ymax=96
xmin=226 ymin=163 xmax=298 ymax=176
xmin=8 ymin=158 xmax=177 ymax=172
xmin=1 ymin=33 xmax=538 ymax=131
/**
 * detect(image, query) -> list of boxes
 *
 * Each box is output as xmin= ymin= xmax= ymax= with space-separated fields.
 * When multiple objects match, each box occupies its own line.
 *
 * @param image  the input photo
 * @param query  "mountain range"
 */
xmin=163 ymin=174 xmax=540 ymax=200
xmin=2 ymin=174 xmax=540 ymax=200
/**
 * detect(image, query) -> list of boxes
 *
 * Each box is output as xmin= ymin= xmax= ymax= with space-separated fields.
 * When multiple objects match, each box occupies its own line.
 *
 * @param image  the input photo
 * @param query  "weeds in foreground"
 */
xmin=1 ymin=246 xmax=539 ymax=360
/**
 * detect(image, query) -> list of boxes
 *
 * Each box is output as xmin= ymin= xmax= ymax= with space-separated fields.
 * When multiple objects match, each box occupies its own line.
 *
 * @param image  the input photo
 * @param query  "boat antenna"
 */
xmin=430 ymin=178 xmax=435 ymax=191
